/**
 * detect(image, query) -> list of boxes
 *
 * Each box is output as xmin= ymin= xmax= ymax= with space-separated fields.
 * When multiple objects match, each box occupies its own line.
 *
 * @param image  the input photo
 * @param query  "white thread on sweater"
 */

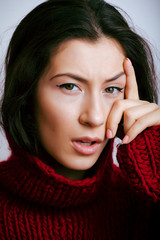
xmin=112 ymin=137 xmax=123 ymax=167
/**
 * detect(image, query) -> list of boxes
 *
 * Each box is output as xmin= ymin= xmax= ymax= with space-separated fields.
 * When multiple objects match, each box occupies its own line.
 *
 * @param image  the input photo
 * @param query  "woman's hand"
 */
xmin=106 ymin=58 xmax=160 ymax=144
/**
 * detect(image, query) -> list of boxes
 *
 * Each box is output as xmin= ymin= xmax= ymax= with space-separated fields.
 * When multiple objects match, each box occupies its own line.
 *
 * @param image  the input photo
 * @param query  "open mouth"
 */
xmin=71 ymin=137 xmax=102 ymax=155
xmin=76 ymin=140 xmax=96 ymax=146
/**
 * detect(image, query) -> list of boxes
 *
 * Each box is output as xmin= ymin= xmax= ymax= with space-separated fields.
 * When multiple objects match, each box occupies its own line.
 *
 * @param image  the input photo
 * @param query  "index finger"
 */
xmin=124 ymin=58 xmax=139 ymax=100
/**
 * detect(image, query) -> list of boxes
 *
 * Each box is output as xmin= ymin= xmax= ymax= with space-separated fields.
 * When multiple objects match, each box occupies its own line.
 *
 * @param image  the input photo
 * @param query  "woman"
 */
xmin=0 ymin=0 xmax=160 ymax=239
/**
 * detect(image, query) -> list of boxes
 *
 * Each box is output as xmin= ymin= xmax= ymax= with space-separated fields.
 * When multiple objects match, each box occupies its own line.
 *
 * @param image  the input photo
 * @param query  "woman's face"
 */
xmin=36 ymin=37 xmax=126 ymax=172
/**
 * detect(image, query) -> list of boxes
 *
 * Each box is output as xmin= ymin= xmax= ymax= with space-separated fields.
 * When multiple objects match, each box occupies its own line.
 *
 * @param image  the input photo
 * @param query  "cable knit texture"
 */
xmin=0 ymin=126 xmax=160 ymax=239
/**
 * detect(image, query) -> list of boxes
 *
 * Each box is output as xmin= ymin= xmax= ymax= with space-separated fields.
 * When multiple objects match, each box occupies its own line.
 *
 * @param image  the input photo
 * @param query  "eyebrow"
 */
xmin=49 ymin=71 xmax=125 ymax=83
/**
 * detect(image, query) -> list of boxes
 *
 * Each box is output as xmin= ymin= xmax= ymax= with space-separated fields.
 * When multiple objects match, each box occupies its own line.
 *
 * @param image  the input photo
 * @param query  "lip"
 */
xmin=71 ymin=137 xmax=102 ymax=155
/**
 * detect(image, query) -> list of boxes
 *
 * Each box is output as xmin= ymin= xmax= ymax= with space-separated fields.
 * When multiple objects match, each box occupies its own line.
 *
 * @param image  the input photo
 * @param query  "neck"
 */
xmin=38 ymin=147 xmax=87 ymax=180
xmin=55 ymin=167 xmax=86 ymax=180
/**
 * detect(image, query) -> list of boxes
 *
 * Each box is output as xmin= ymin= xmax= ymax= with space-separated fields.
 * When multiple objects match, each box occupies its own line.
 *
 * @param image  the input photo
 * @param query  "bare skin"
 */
xmin=36 ymin=38 xmax=160 ymax=180
xmin=107 ymin=58 xmax=160 ymax=144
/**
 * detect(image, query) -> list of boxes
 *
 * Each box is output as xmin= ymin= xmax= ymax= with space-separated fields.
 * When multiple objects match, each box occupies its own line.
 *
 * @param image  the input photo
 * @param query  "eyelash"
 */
xmin=57 ymin=83 xmax=124 ymax=95
xmin=56 ymin=83 xmax=80 ymax=92
xmin=104 ymin=87 xmax=124 ymax=94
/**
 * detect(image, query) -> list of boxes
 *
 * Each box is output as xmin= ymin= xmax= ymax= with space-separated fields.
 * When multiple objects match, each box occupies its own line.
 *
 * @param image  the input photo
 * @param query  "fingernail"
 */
xmin=107 ymin=129 xmax=112 ymax=139
xmin=122 ymin=135 xmax=129 ymax=144
xmin=126 ymin=58 xmax=132 ymax=66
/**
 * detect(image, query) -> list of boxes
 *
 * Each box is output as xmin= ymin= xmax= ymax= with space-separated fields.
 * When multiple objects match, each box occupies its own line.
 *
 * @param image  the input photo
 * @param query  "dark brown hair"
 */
xmin=1 ymin=0 xmax=158 ymax=154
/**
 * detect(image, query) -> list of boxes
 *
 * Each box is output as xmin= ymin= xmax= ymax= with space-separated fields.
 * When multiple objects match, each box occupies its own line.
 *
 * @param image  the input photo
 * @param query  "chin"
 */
xmin=62 ymin=156 xmax=98 ymax=171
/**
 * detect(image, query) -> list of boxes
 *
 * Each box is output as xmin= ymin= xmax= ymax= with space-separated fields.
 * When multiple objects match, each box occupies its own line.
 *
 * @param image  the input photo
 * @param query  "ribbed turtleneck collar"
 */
xmin=0 ymin=140 xmax=113 ymax=207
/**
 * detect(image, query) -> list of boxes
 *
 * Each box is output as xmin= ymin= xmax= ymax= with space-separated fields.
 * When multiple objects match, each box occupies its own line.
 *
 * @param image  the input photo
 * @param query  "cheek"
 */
xmin=36 ymin=95 xmax=78 ymax=140
xmin=103 ymin=93 xmax=125 ymax=120
xmin=35 ymin=95 xmax=81 ymax=159
xmin=103 ymin=96 xmax=120 ymax=112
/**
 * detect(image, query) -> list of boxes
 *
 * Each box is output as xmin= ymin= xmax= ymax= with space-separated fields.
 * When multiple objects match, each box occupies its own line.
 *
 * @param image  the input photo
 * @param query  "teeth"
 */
xmin=78 ymin=141 xmax=93 ymax=146
xmin=81 ymin=140 xmax=91 ymax=143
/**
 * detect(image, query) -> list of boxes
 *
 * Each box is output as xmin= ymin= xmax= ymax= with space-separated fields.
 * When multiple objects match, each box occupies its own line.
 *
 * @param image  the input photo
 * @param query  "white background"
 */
xmin=0 ymin=0 xmax=160 ymax=161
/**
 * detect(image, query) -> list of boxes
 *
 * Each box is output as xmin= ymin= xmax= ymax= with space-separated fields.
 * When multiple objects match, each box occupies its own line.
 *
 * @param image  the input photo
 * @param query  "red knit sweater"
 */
xmin=0 ymin=126 xmax=160 ymax=240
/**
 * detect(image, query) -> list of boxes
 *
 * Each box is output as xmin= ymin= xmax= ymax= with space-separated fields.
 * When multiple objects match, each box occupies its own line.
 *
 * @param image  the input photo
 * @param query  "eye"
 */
xmin=105 ymin=87 xmax=123 ymax=94
xmin=57 ymin=83 xmax=80 ymax=92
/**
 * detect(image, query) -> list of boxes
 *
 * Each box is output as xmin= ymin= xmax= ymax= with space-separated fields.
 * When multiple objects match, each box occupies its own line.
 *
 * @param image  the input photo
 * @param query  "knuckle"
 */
xmin=107 ymin=120 xmax=118 ymax=129
xmin=136 ymin=117 xmax=145 ymax=126
xmin=124 ymin=109 xmax=133 ymax=120
xmin=150 ymin=102 xmax=158 ymax=109
xmin=114 ymin=99 xmax=124 ymax=108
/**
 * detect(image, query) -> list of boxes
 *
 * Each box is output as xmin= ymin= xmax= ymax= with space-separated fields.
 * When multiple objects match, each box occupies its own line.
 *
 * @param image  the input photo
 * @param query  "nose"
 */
xmin=79 ymin=93 xmax=105 ymax=128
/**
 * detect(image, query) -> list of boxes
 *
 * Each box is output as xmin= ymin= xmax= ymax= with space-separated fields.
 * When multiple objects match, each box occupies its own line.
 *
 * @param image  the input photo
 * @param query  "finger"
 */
xmin=122 ymin=107 xmax=160 ymax=144
xmin=123 ymin=102 xmax=158 ymax=134
xmin=124 ymin=58 xmax=139 ymax=100
xmin=106 ymin=99 xmax=146 ymax=138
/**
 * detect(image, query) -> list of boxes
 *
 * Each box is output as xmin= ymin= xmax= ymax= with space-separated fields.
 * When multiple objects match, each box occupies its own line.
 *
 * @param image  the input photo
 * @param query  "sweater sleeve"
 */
xmin=117 ymin=125 xmax=160 ymax=202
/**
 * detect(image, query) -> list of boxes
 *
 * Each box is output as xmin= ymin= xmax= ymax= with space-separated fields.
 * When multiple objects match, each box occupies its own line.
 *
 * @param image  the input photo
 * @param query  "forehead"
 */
xmin=43 ymin=37 xmax=125 ymax=80
xmin=55 ymin=37 xmax=125 ymax=60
